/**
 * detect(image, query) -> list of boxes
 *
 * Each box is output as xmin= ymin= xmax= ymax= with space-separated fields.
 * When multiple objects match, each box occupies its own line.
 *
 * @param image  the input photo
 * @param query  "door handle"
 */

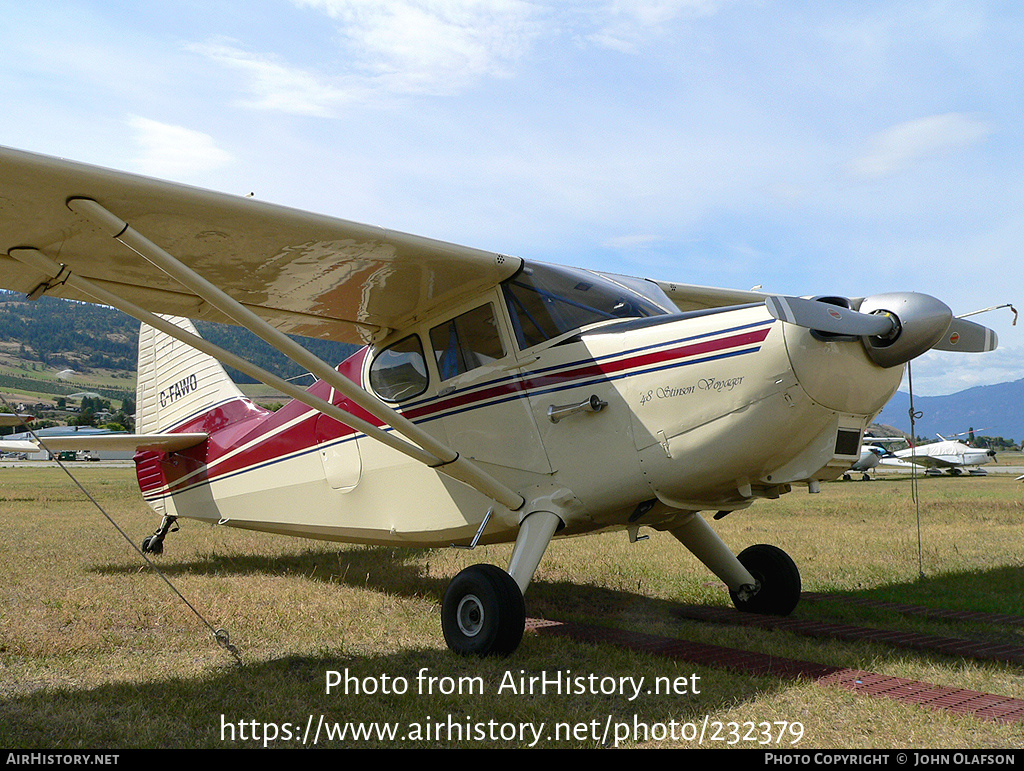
xmin=547 ymin=394 xmax=607 ymax=423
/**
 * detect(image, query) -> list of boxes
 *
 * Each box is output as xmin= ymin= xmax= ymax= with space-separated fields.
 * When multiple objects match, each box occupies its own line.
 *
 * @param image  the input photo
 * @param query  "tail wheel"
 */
xmin=442 ymin=564 xmax=525 ymax=657
xmin=729 ymin=544 xmax=801 ymax=616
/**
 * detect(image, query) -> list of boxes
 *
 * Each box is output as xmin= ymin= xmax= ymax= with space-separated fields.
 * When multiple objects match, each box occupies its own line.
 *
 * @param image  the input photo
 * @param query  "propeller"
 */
xmin=764 ymin=292 xmax=998 ymax=368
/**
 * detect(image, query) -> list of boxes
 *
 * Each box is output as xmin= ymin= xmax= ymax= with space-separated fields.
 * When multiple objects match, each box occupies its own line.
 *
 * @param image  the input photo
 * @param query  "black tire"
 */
xmin=729 ymin=544 xmax=801 ymax=616
xmin=442 ymin=564 xmax=525 ymax=657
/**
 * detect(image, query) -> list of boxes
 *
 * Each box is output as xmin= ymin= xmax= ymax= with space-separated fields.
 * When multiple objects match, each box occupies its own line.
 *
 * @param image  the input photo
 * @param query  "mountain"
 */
xmin=874 ymin=379 xmax=1024 ymax=445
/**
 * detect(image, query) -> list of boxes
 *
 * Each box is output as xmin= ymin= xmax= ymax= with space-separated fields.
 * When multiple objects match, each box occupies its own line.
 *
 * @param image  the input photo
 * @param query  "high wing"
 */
xmin=882 ymin=451 xmax=958 ymax=470
xmin=0 ymin=145 xmax=530 ymax=511
xmin=0 ymin=146 xmax=520 ymax=345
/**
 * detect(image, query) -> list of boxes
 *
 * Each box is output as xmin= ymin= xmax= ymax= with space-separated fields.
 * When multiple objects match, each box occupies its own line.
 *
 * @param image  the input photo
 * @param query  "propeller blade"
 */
xmin=931 ymin=317 xmax=998 ymax=352
xmin=764 ymin=296 xmax=896 ymax=337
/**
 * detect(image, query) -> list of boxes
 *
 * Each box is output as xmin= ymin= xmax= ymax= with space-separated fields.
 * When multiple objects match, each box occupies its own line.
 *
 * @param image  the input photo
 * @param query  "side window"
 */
xmin=429 ymin=304 xmax=507 ymax=381
xmin=369 ymin=334 xmax=428 ymax=402
xmin=502 ymin=262 xmax=668 ymax=350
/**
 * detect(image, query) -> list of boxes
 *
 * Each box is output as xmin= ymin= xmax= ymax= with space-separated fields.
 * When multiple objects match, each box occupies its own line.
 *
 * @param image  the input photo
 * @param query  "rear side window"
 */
xmin=429 ymin=304 xmax=506 ymax=380
xmin=369 ymin=334 xmax=428 ymax=402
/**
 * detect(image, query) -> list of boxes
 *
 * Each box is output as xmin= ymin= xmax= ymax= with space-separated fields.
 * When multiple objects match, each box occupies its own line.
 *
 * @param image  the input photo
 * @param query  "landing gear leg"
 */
xmin=669 ymin=512 xmax=801 ymax=616
xmin=441 ymin=510 xmax=561 ymax=657
xmin=141 ymin=515 xmax=178 ymax=555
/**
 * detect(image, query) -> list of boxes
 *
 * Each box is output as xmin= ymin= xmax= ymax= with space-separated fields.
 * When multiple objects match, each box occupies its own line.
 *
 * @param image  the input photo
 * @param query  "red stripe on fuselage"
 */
xmin=141 ymin=324 xmax=772 ymax=499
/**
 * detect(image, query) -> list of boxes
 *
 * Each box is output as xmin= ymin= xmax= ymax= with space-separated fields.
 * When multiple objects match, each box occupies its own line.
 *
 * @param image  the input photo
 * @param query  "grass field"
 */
xmin=1 ymin=465 xmax=1022 ymax=749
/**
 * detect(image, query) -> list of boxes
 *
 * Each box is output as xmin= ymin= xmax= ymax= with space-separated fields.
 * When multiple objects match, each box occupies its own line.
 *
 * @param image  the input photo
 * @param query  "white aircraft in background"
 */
xmin=841 ymin=434 xmax=910 ymax=480
xmin=0 ymin=145 xmax=1001 ymax=656
xmin=880 ymin=433 xmax=998 ymax=475
xmin=842 ymin=445 xmax=888 ymax=481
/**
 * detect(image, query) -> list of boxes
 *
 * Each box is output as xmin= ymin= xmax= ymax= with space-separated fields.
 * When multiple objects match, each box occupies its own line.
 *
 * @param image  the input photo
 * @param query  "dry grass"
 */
xmin=1 ymin=465 xmax=1022 ymax=748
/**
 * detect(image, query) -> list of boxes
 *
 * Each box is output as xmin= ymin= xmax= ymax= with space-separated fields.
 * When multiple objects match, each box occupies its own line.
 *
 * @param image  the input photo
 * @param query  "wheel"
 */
xmin=141 ymin=535 xmax=163 ymax=555
xmin=729 ymin=544 xmax=801 ymax=616
xmin=442 ymin=564 xmax=525 ymax=657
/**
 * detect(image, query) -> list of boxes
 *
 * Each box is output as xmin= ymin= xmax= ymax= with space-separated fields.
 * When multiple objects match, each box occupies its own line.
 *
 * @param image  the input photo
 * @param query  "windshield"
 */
xmin=501 ymin=262 xmax=673 ymax=349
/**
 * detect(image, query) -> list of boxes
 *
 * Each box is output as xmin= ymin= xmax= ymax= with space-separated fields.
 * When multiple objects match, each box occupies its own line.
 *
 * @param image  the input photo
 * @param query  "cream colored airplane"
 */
xmin=0 ymin=146 xmax=999 ymax=656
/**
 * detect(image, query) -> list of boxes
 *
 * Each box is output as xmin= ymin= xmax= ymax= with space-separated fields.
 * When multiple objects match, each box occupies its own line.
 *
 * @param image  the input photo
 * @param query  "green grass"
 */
xmin=0 ymin=466 xmax=1022 ymax=748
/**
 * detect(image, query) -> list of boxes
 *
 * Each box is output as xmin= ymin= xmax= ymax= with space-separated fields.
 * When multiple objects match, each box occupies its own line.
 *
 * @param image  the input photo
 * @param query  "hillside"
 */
xmin=0 ymin=291 xmax=359 ymax=423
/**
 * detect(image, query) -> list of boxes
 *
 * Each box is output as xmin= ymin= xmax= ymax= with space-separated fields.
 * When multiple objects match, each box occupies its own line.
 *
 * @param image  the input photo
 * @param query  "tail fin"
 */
xmin=135 ymin=316 xmax=246 ymax=434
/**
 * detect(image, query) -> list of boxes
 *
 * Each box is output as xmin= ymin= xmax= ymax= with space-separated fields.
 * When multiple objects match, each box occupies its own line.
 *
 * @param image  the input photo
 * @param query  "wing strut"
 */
xmin=13 ymin=198 xmax=526 ymax=513
xmin=12 ymin=247 xmax=440 ymax=465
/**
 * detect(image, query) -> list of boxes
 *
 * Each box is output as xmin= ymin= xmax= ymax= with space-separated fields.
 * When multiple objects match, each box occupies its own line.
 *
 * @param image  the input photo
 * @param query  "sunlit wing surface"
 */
xmin=0 ymin=146 xmax=521 ymax=344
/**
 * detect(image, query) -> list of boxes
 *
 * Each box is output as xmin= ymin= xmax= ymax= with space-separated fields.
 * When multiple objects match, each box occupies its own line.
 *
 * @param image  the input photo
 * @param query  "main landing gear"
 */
xmin=440 ymin=510 xmax=802 ymax=656
xmin=728 ymin=543 xmax=801 ymax=616
xmin=670 ymin=512 xmax=801 ymax=618
xmin=441 ymin=510 xmax=561 ymax=657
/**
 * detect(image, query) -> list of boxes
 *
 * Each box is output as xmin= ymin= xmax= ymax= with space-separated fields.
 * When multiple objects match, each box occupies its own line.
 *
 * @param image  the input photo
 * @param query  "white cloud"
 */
xmin=304 ymin=0 xmax=542 ymax=92
xmin=127 ymin=117 xmax=234 ymax=177
xmin=188 ymin=39 xmax=358 ymax=116
xmin=898 ymin=343 xmax=1024 ymax=397
xmin=847 ymin=113 xmax=992 ymax=180
xmin=188 ymin=0 xmax=545 ymax=116
xmin=584 ymin=0 xmax=727 ymax=52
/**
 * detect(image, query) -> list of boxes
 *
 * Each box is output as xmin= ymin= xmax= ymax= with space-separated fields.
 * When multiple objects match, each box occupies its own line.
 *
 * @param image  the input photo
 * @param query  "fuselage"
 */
xmin=136 ymin=265 xmax=905 ymax=547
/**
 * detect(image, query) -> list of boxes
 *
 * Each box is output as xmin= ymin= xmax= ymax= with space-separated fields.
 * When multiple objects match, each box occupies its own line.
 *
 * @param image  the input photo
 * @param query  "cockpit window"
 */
xmin=369 ymin=334 xmax=428 ymax=402
xmin=430 ymin=303 xmax=506 ymax=381
xmin=501 ymin=262 xmax=671 ymax=349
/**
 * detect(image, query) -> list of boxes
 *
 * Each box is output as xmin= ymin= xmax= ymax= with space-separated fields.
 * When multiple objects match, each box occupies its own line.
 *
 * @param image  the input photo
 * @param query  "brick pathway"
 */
xmin=526 ymin=604 xmax=1024 ymax=725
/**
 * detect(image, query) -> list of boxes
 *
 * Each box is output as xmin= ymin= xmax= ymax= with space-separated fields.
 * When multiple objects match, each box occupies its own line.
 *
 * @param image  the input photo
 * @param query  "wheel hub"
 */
xmin=456 ymin=594 xmax=484 ymax=637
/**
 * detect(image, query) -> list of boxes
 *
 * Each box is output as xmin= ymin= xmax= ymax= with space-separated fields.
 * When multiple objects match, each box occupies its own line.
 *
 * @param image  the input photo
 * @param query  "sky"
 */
xmin=2 ymin=0 xmax=1022 ymax=396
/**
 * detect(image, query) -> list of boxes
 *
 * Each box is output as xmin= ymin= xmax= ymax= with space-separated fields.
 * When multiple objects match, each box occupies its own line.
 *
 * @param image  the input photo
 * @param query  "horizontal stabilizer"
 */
xmin=0 ymin=440 xmax=39 ymax=453
xmin=0 ymin=433 xmax=207 ymax=454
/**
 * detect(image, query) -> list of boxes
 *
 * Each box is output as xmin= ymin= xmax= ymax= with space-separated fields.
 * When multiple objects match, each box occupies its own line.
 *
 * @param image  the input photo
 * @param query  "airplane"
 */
xmin=0 ymin=145 xmax=1001 ymax=657
xmin=842 ymin=445 xmax=887 ymax=481
xmin=841 ymin=434 xmax=910 ymax=480
xmin=879 ymin=434 xmax=998 ymax=476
